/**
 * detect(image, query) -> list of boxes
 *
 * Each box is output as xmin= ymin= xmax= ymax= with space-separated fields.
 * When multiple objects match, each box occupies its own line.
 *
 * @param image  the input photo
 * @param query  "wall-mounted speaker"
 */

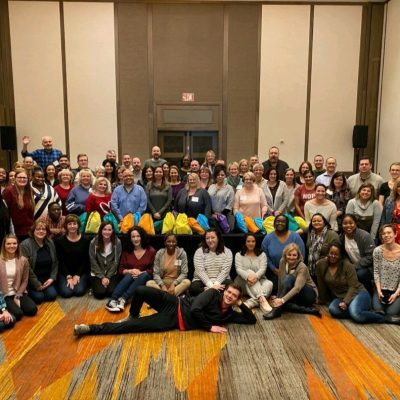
xmin=0 ymin=126 xmax=17 ymax=151
xmin=352 ymin=125 xmax=368 ymax=149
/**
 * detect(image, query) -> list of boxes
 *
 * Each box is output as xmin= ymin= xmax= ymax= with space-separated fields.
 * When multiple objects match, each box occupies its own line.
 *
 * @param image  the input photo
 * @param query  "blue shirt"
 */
xmin=111 ymin=184 xmax=147 ymax=221
xmin=22 ymin=148 xmax=62 ymax=169
xmin=261 ymin=231 xmax=305 ymax=272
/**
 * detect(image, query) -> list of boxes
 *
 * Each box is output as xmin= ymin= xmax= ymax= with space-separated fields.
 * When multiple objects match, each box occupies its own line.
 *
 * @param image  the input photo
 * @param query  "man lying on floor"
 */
xmin=74 ymin=284 xmax=256 ymax=336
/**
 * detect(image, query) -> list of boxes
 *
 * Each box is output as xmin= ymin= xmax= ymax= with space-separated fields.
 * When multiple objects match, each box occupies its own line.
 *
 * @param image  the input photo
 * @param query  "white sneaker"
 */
xmin=74 ymin=324 xmax=90 ymax=336
xmin=117 ymin=297 xmax=126 ymax=311
xmin=260 ymin=300 xmax=272 ymax=314
xmin=244 ymin=298 xmax=258 ymax=309
xmin=105 ymin=299 xmax=120 ymax=312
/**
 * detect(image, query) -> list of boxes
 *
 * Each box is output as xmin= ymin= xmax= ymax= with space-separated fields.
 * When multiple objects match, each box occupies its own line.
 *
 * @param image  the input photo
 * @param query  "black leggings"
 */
xmin=5 ymin=295 xmax=37 ymax=320
xmin=89 ymin=286 xmax=179 ymax=335
xmin=90 ymin=275 xmax=120 ymax=299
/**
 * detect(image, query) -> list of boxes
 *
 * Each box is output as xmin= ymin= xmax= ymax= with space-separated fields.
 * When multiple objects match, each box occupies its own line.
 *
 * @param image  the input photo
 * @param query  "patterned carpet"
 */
xmin=1 ymin=295 xmax=400 ymax=400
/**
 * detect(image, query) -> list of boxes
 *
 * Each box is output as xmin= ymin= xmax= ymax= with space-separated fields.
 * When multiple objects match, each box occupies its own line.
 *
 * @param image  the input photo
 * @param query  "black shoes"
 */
xmin=283 ymin=303 xmax=322 ymax=317
xmin=263 ymin=307 xmax=282 ymax=320
xmin=384 ymin=315 xmax=400 ymax=325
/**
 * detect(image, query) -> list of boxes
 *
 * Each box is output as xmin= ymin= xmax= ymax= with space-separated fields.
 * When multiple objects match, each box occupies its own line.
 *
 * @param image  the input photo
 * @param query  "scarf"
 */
xmin=308 ymin=226 xmax=328 ymax=276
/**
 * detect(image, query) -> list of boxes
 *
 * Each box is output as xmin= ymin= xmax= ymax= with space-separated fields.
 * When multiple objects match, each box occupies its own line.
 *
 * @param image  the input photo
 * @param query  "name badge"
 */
xmin=175 ymin=260 xmax=182 ymax=266
xmin=191 ymin=196 xmax=199 ymax=202
xmin=237 ymin=185 xmax=243 ymax=190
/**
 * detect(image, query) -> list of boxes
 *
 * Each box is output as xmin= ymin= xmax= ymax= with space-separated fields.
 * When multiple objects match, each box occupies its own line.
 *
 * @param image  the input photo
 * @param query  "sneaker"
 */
xmin=244 ymin=298 xmax=258 ymax=309
xmin=105 ymin=299 xmax=121 ymax=312
xmin=117 ymin=297 xmax=126 ymax=311
xmin=259 ymin=300 xmax=272 ymax=314
xmin=74 ymin=324 xmax=90 ymax=336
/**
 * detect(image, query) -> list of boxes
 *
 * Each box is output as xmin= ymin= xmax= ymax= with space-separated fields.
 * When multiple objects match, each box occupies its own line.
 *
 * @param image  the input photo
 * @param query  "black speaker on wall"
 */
xmin=352 ymin=125 xmax=368 ymax=149
xmin=0 ymin=126 xmax=17 ymax=151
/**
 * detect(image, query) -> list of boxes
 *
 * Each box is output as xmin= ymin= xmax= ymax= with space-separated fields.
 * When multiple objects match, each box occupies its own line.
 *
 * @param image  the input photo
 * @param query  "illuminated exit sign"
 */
xmin=182 ymin=93 xmax=195 ymax=102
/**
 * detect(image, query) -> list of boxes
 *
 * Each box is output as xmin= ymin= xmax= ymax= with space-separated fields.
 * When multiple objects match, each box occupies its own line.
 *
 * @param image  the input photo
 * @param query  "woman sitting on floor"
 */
xmin=264 ymin=243 xmax=319 ymax=319
xmin=106 ymin=226 xmax=156 ymax=312
xmin=146 ymin=233 xmax=190 ymax=296
xmin=372 ymin=224 xmax=400 ymax=317
xmin=0 ymin=235 xmax=37 ymax=321
xmin=89 ymin=221 xmax=122 ymax=299
xmin=190 ymin=229 xmax=233 ymax=296
xmin=316 ymin=243 xmax=399 ymax=324
xmin=234 ymin=233 xmax=272 ymax=313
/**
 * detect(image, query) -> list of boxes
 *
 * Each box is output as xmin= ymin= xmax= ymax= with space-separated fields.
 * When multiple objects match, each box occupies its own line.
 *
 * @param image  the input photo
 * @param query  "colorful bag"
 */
xmin=173 ymin=213 xmax=192 ymax=235
xmin=285 ymin=213 xmax=300 ymax=232
xmin=197 ymin=214 xmax=210 ymax=231
xmin=104 ymin=212 xmax=120 ymax=234
xmin=262 ymin=216 xmax=275 ymax=234
xmin=138 ymin=213 xmax=155 ymax=236
xmin=235 ymin=212 xmax=248 ymax=233
xmin=85 ymin=211 xmax=101 ymax=234
xmin=254 ymin=217 xmax=266 ymax=234
xmin=120 ymin=213 xmax=134 ymax=234
xmin=216 ymin=214 xmax=230 ymax=233
xmin=244 ymin=216 xmax=260 ymax=233
xmin=154 ymin=220 xmax=163 ymax=234
xmin=188 ymin=217 xmax=205 ymax=235
xmin=162 ymin=212 xmax=175 ymax=234
xmin=294 ymin=216 xmax=308 ymax=230
xmin=133 ymin=211 xmax=141 ymax=226
xmin=79 ymin=212 xmax=88 ymax=233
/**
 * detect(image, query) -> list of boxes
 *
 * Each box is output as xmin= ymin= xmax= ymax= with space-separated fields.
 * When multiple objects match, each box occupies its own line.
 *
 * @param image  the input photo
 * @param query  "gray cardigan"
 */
xmin=89 ymin=237 xmax=122 ymax=279
xmin=20 ymin=237 xmax=58 ymax=289
xmin=152 ymin=247 xmax=189 ymax=286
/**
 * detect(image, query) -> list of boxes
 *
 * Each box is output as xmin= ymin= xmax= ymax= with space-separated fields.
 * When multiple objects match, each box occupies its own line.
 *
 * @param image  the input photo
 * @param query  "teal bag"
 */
xmin=104 ymin=212 xmax=120 ymax=234
xmin=197 ymin=214 xmax=210 ymax=230
xmin=235 ymin=212 xmax=248 ymax=233
xmin=133 ymin=211 xmax=141 ymax=226
xmin=285 ymin=213 xmax=299 ymax=232
xmin=79 ymin=212 xmax=88 ymax=233
xmin=254 ymin=217 xmax=266 ymax=235
xmin=154 ymin=220 xmax=163 ymax=234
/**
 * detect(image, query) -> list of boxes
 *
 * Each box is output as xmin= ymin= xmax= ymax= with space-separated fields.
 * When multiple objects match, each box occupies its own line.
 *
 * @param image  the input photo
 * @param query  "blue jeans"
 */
xmin=58 ymin=274 xmax=89 ymax=298
xmin=279 ymin=275 xmax=317 ymax=306
xmin=372 ymin=291 xmax=400 ymax=316
xmin=356 ymin=268 xmax=373 ymax=295
xmin=328 ymin=290 xmax=385 ymax=324
xmin=111 ymin=272 xmax=151 ymax=301
xmin=28 ymin=285 xmax=58 ymax=304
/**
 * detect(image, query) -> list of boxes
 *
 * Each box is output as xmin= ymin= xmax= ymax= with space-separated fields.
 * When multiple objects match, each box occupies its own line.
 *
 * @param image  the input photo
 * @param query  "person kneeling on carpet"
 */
xmin=74 ymin=283 xmax=256 ymax=336
xmin=264 ymin=243 xmax=320 ymax=320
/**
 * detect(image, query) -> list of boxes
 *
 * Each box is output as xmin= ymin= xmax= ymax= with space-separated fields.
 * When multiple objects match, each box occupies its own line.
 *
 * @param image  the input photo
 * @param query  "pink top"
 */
xmin=234 ymin=186 xmax=267 ymax=218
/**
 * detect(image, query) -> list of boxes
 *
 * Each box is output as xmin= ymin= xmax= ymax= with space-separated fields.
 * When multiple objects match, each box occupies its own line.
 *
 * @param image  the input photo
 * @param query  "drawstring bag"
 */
xmin=197 ymin=214 xmax=210 ymax=231
xmin=79 ymin=212 xmax=88 ymax=233
xmin=133 ymin=211 xmax=141 ymax=226
xmin=173 ymin=213 xmax=192 ymax=235
xmin=262 ymin=216 xmax=275 ymax=234
xmin=254 ymin=217 xmax=266 ymax=235
xmin=294 ymin=216 xmax=307 ymax=230
xmin=104 ymin=212 xmax=120 ymax=234
xmin=188 ymin=217 xmax=205 ymax=235
xmin=162 ymin=212 xmax=175 ymax=234
xmin=138 ymin=213 xmax=155 ymax=236
xmin=244 ymin=216 xmax=260 ymax=233
xmin=235 ymin=212 xmax=248 ymax=233
xmin=154 ymin=220 xmax=163 ymax=234
xmin=216 ymin=214 xmax=230 ymax=234
xmin=85 ymin=211 xmax=101 ymax=234
xmin=285 ymin=213 xmax=300 ymax=231
xmin=120 ymin=213 xmax=134 ymax=234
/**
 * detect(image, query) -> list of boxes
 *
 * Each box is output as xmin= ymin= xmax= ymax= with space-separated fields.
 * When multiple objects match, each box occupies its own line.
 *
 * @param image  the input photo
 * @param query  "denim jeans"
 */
xmin=28 ymin=285 xmax=58 ymax=304
xmin=58 ymin=274 xmax=89 ymax=298
xmin=279 ymin=275 xmax=317 ymax=306
xmin=328 ymin=290 xmax=385 ymax=324
xmin=111 ymin=272 xmax=151 ymax=301
xmin=372 ymin=291 xmax=400 ymax=316
xmin=356 ymin=268 xmax=373 ymax=295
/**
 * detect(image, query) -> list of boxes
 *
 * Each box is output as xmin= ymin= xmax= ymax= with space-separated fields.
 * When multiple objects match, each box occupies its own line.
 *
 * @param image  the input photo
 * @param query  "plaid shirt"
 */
xmin=21 ymin=148 xmax=62 ymax=169
xmin=38 ymin=214 xmax=66 ymax=238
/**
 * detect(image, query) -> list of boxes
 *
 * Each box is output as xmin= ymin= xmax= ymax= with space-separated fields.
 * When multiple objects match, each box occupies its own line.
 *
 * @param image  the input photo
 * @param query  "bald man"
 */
xmin=21 ymin=135 xmax=62 ymax=169
xmin=144 ymin=146 xmax=167 ymax=169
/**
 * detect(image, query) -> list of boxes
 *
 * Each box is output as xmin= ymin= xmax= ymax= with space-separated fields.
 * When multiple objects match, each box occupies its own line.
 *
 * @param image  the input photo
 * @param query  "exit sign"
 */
xmin=182 ymin=93 xmax=195 ymax=102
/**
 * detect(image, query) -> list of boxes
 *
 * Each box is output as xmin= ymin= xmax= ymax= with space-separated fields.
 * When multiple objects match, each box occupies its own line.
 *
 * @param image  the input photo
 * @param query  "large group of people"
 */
xmin=0 ymin=135 xmax=400 ymax=335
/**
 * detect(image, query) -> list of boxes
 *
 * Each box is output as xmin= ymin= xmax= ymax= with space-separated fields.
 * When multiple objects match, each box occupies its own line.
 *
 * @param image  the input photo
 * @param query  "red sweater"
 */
xmin=54 ymin=185 xmax=73 ymax=216
xmin=85 ymin=193 xmax=111 ymax=217
xmin=118 ymin=247 xmax=156 ymax=276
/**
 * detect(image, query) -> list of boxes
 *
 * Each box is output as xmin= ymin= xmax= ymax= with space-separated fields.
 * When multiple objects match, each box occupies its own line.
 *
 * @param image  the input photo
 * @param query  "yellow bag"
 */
xmin=120 ymin=213 xmax=134 ymax=234
xmin=262 ymin=216 xmax=275 ymax=234
xmin=173 ymin=213 xmax=192 ymax=235
xmin=138 ymin=213 xmax=155 ymax=236
xmin=294 ymin=216 xmax=308 ymax=230
xmin=85 ymin=211 xmax=101 ymax=234
xmin=244 ymin=216 xmax=260 ymax=233
xmin=188 ymin=217 xmax=205 ymax=235
xmin=162 ymin=212 xmax=175 ymax=234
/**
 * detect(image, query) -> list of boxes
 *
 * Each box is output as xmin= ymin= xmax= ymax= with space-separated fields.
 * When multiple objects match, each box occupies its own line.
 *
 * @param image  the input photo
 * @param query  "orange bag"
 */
xmin=120 ymin=213 xmax=134 ymax=234
xmin=244 ymin=216 xmax=260 ymax=233
xmin=138 ymin=213 xmax=155 ymax=236
xmin=188 ymin=217 xmax=205 ymax=235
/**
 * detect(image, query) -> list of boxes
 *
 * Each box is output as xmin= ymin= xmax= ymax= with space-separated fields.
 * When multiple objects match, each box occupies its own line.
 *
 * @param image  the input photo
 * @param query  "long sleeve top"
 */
xmin=316 ymin=258 xmax=364 ymax=305
xmin=146 ymin=183 xmax=173 ymax=218
xmin=180 ymin=288 xmax=256 ymax=331
xmin=208 ymin=184 xmax=235 ymax=213
xmin=235 ymin=252 xmax=267 ymax=280
xmin=262 ymin=181 xmax=289 ymax=214
xmin=111 ymin=184 xmax=147 ymax=221
xmin=341 ymin=228 xmax=375 ymax=270
xmin=85 ymin=193 xmax=112 ymax=217
xmin=174 ymin=188 xmax=212 ymax=218
xmin=233 ymin=186 xmax=267 ymax=218
xmin=0 ymin=256 xmax=30 ymax=297
xmin=373 ymin=246 xmax=400 ymax=291
xmin=89 ymin=237 xmax=122 ymax=279
xmin=193 ymin=247 xmax=233 ymax=287
xmin=55 ymin=235 xmax=90 ymax=277
xmin=304 ymin=200 xmax=338 ymax=231
xmin=118 ymin=247 xmax=156 ymax=276
xmin=31 ymin=183 xmax=61 ymax=220
xmin=66 ymin=185 xmax=90 ymax=215
xmin=21 ymin=148 xmax=62 ymax=169
xmin=152 ymin=247 xmax=189 ymax=286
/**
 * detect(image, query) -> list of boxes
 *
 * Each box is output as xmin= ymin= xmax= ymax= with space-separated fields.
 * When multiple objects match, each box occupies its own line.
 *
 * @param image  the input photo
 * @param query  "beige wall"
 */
xmin=9 ymin=1 xmax=65 ymax=157
xmin=377 ymin=0 xmax=400 ymax=179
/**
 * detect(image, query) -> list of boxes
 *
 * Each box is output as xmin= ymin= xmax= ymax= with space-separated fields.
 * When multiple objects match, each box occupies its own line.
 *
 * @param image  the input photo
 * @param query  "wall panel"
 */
xmin=258 ymin=5 xmax=310 ymax=168
xmin=308 ymin=5 xmax=362 ymax=171
xmin=64 ymin=2 xmax=117 ymax=166
xmin=9 ymin=1 xmax=65 ymax=156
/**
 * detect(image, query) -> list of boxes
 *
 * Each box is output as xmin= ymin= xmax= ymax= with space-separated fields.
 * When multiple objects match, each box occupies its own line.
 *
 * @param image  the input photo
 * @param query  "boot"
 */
xmin=263 ymin=307 xmax=282 ymax=320
xmin=384 ymin=315 xmax=400 ymax=325
xmin=283 ymin=303 xmax=321 ymax=317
